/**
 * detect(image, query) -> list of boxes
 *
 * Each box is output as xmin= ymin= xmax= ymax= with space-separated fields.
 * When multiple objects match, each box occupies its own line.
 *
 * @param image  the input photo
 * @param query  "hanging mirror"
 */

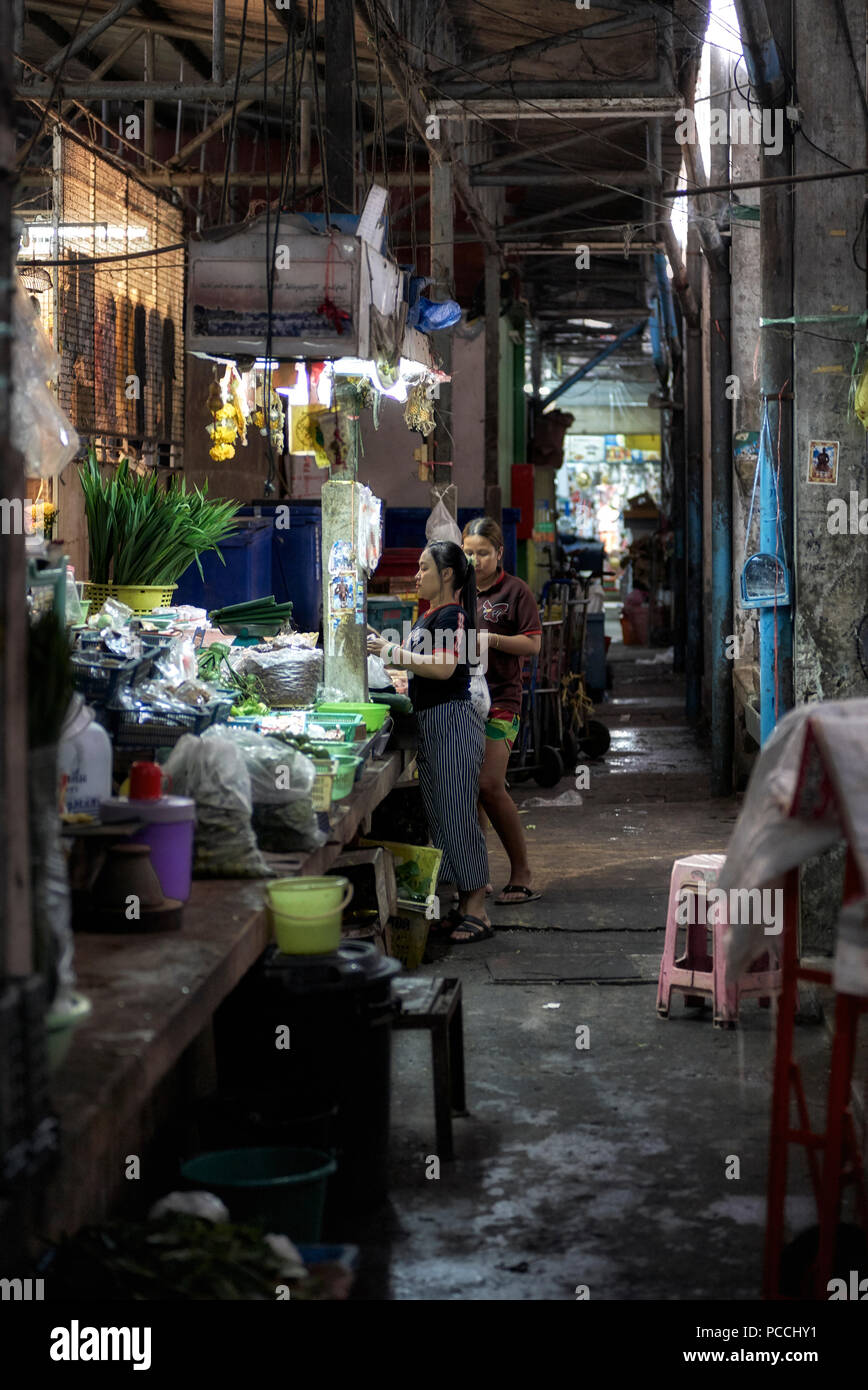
xmin=740 ymin=552 xmax=791 ymax=608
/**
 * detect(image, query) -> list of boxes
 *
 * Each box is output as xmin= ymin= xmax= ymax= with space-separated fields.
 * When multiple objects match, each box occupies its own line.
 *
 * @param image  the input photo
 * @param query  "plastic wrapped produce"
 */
xmin=237 ymin=645 xmax=323 ymax=708
xmin=203 ymin=726 xmax=325 ymax=852
xmin=165 ymin=733 xmax=271 ymax=878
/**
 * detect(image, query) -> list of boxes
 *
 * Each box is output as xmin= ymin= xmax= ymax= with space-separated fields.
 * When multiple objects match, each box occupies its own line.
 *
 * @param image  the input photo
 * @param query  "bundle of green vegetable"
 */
xmin=80 ymin=448 xmax=239 ymax=586
xmin=44 ymin=1214 xmax=334 ymax=1300
xmin=196 ymin=644 xmax=270 ymax=715
xmin=28 ymin=610 xmax=74 ymax=749
xmin=210 ymin=596 xmax=293 ymax=628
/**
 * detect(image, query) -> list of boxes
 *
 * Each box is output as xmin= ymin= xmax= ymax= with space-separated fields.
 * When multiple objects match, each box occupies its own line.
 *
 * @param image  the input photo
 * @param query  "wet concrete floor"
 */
xmin=353 ymin=644 xmax=832 ymax=1301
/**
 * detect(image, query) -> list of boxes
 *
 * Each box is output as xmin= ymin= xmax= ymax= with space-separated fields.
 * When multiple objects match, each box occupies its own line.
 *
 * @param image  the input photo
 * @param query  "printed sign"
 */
xmin=807 ymin=439 xmax=839 ymax=485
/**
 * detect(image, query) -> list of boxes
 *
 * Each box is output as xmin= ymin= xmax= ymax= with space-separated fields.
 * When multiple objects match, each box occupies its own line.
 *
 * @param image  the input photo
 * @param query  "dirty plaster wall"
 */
xmin=793 ymin=0 xmax=868 ymax=952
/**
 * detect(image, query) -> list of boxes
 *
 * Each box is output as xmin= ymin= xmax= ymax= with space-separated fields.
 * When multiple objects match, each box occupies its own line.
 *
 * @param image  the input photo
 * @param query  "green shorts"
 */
xmin=485 ymin=712 xmax=521 ymax=751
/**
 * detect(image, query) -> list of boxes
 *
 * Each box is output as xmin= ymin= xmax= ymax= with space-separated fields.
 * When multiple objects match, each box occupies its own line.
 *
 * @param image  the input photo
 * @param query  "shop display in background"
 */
xmin=18 ymin=138 xmax=185 ymax=459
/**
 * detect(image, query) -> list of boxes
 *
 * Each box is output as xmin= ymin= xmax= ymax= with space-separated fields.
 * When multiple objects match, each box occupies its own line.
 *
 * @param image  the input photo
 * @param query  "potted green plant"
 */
xmin=79 ymin=449 xmax=239 ymax=614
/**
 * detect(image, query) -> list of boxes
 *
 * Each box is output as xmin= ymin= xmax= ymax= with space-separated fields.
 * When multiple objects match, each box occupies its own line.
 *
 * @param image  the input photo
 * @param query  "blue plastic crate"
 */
xmin=237 ymin=505 xmax=322 ymax=634
xmin=173 ymin=519 xmax=273 ymax=613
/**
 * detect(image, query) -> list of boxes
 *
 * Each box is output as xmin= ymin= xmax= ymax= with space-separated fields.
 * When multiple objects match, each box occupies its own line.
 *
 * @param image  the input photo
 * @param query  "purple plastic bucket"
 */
xmin=100 ymin=796 xmax=195 ymax=902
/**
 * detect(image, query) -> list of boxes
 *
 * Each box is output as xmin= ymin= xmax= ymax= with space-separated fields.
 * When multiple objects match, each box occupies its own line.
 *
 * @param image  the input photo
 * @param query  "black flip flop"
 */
xmin=494 ymin=885 xmax=542 ymax=905
xmin=449 ymin=914 xmax=494 ymax=945
xmin=429 ymin=907 xmax=461 ymax=938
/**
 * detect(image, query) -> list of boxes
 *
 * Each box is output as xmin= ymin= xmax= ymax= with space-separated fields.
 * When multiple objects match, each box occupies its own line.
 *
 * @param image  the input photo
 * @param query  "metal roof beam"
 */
xmin=354 ymin=0 xmax=501 ymax=260
xmin=431 ymin=97 xmax=683 ymax=120
xmin=17 ymin=79 xmax=373 ymax=100
xmin=434 ymin=78 xmax=675 ymax=101
xmin=540 ymin=318 xmax=649 ymax=406
xmin=42 ymin=0 xmax=142 ymax=72
xmin=498 ymin=188 xmax=643 ymax=239
xmin=470 ymin=118 xmax=644 ymax=176
xmin=434 ymin=11 xmax=654 ymax=83
xmin=473 ymin=170 xmax=658 ymax=187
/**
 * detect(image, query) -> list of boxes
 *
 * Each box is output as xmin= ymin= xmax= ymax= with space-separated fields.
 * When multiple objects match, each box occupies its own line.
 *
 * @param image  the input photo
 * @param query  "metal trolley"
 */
xmin=508 ymin=575 xmax=610 ymax=788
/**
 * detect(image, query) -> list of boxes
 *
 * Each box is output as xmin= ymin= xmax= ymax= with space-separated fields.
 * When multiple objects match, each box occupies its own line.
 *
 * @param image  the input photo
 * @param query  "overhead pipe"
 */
xmin=540 ymin=319 xmax=647 ymax=406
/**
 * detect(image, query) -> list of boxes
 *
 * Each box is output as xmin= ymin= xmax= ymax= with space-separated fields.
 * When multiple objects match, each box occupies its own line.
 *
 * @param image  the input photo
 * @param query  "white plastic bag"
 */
xmin=469 ymin=667 xmax=491 ymax=720
xmin=12 ymin=286 xmax=79 ymax=480
xmin=425 ymin=496 xmax=462 ymax=546
xmin=368 ymin=653 xmax=393 ymax=690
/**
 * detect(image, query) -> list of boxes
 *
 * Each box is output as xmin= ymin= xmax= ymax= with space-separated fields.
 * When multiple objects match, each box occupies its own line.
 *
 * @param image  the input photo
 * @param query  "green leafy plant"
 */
xmin=79 ymin=448 xmax=239 ymax=587
xmin=28 ymin=609 xmax=73 ymax=749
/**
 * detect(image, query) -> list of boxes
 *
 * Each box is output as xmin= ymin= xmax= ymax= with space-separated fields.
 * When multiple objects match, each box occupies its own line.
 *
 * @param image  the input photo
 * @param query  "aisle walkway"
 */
xmin=353 ymin=645 xmax=829 ymax=1301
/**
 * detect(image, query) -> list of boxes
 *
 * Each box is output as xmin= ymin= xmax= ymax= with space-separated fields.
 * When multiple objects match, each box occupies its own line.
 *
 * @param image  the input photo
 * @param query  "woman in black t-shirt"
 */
xmin=367 ymin=542 xmax=492 ymax=943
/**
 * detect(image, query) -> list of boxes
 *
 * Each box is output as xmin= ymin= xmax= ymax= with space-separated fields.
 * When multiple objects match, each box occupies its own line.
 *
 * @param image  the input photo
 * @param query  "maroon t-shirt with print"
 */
xmin=476 ymin=570 xmax=541 ymax=717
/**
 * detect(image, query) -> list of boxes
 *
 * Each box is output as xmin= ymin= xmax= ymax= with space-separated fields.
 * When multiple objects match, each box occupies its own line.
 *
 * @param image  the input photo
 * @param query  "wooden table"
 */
xmin=23 ymin=749 xmax=415 ymax=1252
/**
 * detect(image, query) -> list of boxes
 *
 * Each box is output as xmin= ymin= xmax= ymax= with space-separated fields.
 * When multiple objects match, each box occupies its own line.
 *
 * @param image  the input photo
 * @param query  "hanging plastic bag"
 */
xmin=12 ymin=285 xmax=79 ymax=480
xmin=425 ymin=493 xmax=462 ymax=546
xmin=469 ymin=667 xmax=491 ymax=721
xmin=368 ymin=654 xmax=393 ymax=691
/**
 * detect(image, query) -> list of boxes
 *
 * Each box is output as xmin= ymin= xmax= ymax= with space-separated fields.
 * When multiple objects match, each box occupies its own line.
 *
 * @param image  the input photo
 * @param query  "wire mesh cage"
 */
xmin=17 ymin=130 xmax=185 ymax=465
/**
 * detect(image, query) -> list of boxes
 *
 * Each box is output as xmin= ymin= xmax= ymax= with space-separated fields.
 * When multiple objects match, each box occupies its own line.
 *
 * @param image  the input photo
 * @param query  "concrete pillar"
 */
xmin=321 ymin=480 xmax=369 ymax=701
xmin=792 ymin=0 xmax=867 ymax=951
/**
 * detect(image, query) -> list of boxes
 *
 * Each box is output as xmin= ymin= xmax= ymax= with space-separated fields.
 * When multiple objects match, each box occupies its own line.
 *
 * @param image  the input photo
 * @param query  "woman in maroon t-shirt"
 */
xmin=463 ymin=517 xmax=542 ymax=905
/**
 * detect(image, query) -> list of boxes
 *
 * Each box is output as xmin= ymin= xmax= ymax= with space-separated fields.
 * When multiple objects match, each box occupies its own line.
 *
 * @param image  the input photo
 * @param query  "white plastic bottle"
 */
xmin=58 ymin=696 xmax=112 ymax=814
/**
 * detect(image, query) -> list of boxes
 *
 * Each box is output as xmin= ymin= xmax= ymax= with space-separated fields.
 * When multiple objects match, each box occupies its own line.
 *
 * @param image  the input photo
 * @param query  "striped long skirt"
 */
xmin=416 ymin=699 xmax=489 ymax=893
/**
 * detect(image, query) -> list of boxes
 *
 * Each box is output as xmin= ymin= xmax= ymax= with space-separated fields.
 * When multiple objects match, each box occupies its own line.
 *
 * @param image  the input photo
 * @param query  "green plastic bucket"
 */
xmin=265 ymin=876 xmax=353 ymax=954
xmin=180 ymin=1146 xmax=337 ymax=1241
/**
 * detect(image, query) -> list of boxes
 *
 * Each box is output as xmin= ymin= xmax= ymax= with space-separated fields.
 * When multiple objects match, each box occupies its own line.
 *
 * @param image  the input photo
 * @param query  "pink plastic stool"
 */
xmin=656 ymin=854 xmax=782 ymax=1029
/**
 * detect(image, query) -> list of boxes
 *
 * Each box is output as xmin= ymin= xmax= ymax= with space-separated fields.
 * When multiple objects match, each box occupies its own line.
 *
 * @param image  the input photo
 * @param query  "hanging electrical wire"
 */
xmin=218 ymin=0 xmax=250 ymax=225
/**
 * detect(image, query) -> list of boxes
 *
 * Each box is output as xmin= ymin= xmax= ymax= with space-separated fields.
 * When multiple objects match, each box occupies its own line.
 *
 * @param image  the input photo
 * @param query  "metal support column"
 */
xmin=484 ymin=252 xmax=502 ymax=523
xmin=325 ymin=0 xmax=356 ymax=213
xmin=430 ymin=158 xmax=456 ymax=516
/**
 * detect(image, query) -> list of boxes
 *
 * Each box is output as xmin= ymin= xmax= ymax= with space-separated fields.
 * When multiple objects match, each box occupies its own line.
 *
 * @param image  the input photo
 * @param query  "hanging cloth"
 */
xmin=133 ymin=302 xmax=147 ymax=438
xmin=161 ymin=317 xmax=176 ymax=440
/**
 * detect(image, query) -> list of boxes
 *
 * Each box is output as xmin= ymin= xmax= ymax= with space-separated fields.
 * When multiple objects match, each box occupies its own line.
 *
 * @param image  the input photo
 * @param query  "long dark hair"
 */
xmin=425 ymin=540 xmax=478 ymax=620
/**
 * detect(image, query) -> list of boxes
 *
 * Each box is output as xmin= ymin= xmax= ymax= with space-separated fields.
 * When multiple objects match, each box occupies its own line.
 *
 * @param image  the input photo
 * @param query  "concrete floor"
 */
xmin=353 ymin=642 xmax=833 ymax=1301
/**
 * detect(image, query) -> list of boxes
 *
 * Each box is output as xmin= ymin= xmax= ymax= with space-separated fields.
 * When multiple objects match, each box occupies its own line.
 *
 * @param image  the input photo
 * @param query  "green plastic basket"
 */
xmin=315 ymin=702 xmax=390 ymax=734
xmin=305 ymin=712 xmax=364 ymax=742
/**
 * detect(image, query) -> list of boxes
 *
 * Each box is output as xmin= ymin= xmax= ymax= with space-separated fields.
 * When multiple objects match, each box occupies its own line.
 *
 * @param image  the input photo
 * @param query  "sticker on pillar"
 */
xmin=328 ymin=539 xmax=355 ymax=574
xmin=330 ymin=572 xmax=356 ymax=617
xmin=807 ymin=440 xmax=839 ymax=485
xmin=733 ymin=431 xmax=759 ymax=488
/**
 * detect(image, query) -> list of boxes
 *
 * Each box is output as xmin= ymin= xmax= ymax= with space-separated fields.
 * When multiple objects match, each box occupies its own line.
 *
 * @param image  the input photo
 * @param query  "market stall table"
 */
xmin=25 ymin=749 xmax=414 ymax=1252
